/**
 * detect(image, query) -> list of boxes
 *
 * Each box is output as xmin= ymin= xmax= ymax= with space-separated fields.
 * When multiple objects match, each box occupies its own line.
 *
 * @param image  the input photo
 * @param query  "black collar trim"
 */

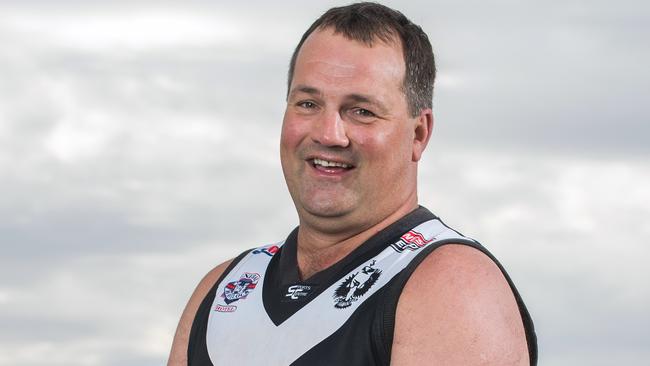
xmin=263 ymin=206 xmax=436 ymax=326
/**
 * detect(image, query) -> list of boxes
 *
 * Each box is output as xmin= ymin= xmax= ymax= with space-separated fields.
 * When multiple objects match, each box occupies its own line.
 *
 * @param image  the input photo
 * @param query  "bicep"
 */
xmin=167 ymin=260 xmax=233 ymax=366
xmin=391 ymin=244 xmax=528 ymax=366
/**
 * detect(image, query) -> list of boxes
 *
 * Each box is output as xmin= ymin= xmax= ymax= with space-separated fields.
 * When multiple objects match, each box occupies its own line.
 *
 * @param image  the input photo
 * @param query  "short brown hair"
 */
xmin=287 ymin=2 xmax=436 ymax=117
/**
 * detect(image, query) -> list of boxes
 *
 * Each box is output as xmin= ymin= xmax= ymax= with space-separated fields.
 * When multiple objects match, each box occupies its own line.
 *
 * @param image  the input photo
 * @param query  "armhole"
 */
xmin=187 ymin=249 xmax=253 ymax=366
xmin=374 ymin=239 xmax=538 ymax=366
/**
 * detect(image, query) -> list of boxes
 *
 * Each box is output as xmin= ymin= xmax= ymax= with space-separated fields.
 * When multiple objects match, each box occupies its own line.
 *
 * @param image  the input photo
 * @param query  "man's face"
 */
xmin=281 ymin=28 xmax=429 ymax=230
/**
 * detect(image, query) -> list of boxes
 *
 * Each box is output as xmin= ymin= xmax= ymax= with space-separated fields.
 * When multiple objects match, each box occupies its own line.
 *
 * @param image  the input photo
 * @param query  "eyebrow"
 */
xmin=289 ymin=85 xmax=323 ymax=99
xmin=289 ymin=84 xmax=389 ymax=114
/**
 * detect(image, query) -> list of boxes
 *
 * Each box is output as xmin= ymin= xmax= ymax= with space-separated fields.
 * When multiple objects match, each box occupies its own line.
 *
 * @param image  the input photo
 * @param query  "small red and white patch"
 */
xmin=390 ymin=230 xmax=433 ymax=252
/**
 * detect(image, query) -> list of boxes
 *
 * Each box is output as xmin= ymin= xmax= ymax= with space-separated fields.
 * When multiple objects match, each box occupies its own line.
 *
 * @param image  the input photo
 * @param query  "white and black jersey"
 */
xmin=187 ymin=207 xmax=537 ymax=365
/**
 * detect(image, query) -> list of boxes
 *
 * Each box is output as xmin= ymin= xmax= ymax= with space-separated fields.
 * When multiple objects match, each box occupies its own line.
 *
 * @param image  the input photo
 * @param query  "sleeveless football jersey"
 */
xmin=188 ymin=207 xmax=537 ymax=365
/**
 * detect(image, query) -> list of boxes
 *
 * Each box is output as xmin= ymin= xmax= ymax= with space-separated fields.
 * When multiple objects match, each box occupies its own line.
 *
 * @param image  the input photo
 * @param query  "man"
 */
xmin=169 ymin=2 xmax=537 ymax=365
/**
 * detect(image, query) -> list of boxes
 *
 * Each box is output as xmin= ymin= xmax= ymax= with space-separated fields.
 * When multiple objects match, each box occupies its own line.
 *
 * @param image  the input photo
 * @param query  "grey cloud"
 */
xmin=419 ymin=151 xmax=650 ymax=365
xmin=382 ymin=1 xmax=650 ymax=155
xmin=0 ymin=316 xmax=98 ymax=343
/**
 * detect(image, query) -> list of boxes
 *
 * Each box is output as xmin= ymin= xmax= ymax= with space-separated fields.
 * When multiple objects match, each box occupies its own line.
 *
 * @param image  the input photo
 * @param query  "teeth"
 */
xmin=313 ymin=158 xmax=351 ymax=169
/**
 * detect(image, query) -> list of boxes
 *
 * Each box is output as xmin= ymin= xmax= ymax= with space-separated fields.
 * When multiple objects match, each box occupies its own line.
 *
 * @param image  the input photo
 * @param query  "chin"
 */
xmin=301 ymin=199 xmax=354 ymax=219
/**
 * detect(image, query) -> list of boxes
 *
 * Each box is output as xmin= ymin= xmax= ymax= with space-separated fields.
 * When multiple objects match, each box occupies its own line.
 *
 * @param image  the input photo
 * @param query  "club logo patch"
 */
xmin=390 ymin=230 xmax=432 ymax=252
xmin=221 ymin=272 xmax=261 ymax=305
xmin=252 ymin=245 xmax=280 ymax=256
xmin=283 ymin=284 xmax=314 ymax=302
xmin=333 ymin=260 xmax=381 ymax=309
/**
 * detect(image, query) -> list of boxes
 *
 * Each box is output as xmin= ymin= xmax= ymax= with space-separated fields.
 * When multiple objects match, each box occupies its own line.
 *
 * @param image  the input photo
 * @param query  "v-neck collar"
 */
xmin=263 ymin=206 xmax=436 ymax=326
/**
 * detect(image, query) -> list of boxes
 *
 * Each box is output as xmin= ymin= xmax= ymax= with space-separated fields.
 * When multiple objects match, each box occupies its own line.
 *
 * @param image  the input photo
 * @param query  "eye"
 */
xmin=297 ymin=101 xmax=317 ymax=109
xmin=348 ymin=107 xmax=377 ymax=122
xmin=353 ymin=108 xmax=376 ymax=117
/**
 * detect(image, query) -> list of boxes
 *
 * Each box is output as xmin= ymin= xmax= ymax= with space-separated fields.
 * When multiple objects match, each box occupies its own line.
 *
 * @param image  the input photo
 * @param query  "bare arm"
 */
xmin=391 ymin=244 xmax=529 ymax=366
xmin=167 ymin=259 xmax=233 ymax=366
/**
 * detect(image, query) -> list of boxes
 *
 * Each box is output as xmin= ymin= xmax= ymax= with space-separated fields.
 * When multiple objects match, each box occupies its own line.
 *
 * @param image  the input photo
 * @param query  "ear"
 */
xmin=412 ymin=108 xmax=433 ymax=162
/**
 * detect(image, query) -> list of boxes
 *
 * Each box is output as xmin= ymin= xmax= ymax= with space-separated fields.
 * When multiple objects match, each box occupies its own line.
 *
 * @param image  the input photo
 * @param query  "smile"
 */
xmin=312 ymin=158 xmax=352 ymax=169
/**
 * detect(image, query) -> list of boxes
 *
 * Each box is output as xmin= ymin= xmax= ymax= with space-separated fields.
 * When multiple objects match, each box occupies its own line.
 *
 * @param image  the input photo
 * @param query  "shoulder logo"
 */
xmin=333 ymin=260 xmax=381 ymax=309
xmin=218 ymin=272 xmax=261 ymax=311
xmin=252 ymin=245 xmax=280 ymax=256
xmin=390 ymin=230 xmax=432 ymax=252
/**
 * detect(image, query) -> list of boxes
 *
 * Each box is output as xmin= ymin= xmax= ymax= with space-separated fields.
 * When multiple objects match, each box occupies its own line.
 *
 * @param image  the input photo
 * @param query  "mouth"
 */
xmin=308 ymin=157 xmax=355 ymax=175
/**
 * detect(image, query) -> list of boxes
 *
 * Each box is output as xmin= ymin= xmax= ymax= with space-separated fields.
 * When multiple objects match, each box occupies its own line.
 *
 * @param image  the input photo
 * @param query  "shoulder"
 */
xmin=167 ymin=258 xmax=235 ymax=366
xmin=391 ymin=244 xmax=529 ymax=366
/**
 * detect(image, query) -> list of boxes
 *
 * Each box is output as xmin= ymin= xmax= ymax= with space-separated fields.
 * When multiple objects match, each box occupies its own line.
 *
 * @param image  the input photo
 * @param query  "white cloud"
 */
xmin=0 ymin=289 xmax=11 ymax=305
xmin=45 ymin=111 xmax=117 ymax=162
xmin=1 ymin=9 xmax=244 ymax=51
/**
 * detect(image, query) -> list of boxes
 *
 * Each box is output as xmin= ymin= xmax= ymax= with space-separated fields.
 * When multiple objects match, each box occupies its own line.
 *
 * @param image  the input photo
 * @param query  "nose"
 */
xmin=311 ymin=109 xmax=350 ymax=147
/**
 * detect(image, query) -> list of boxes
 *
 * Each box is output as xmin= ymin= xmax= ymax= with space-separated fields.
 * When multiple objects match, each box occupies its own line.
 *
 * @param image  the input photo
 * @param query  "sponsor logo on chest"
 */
xmin=283 ymin=284 xmax=314 ymax=301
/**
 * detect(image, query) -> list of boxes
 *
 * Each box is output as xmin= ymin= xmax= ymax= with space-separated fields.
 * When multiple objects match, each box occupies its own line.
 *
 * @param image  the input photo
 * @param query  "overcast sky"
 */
xmin=0 ymin=1 xmax=649 ymax=365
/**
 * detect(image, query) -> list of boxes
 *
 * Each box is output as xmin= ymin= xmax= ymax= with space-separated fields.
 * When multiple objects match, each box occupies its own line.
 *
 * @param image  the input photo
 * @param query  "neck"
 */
xmin=295 ymin=198 xmax=418 ymax=280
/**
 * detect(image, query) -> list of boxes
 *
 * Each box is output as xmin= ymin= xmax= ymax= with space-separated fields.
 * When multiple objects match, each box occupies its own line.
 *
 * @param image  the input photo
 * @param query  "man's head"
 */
xmin=287 ymin=2 xmax=436 ymax=118
xmin=281 ymin=2 xmax=435 ymax=233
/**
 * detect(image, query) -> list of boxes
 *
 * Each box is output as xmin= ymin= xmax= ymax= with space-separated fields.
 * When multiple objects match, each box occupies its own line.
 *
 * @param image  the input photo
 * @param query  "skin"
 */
xmin=168 ymin=27 xmax=529 ymax=365
xmin=391 ymin=244 xmax=529 ymax=365
xmin=281 ymin=29 xmax=432 ymax=279
xmin=168 ymin=260 xmax=232 ymax=365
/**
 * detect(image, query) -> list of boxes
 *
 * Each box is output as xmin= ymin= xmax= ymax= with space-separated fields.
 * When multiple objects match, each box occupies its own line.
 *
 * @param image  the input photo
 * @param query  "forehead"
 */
xmin=291 ymin=28 xmax=406 ymax=95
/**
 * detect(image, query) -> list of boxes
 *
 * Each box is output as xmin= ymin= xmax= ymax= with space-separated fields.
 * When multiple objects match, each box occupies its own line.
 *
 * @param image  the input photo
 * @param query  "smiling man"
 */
xmin=169 ymin=3 xmax=537 ymax=365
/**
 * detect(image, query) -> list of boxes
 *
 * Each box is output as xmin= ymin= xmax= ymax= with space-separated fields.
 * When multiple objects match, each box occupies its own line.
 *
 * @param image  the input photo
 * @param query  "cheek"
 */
xmin=353 ymin=125 xmax=411 ymax=165
xmin=350 ymin=124 xmax=388 ymax=151
xmin=280 ymin=114 xmax=304 ymax=151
